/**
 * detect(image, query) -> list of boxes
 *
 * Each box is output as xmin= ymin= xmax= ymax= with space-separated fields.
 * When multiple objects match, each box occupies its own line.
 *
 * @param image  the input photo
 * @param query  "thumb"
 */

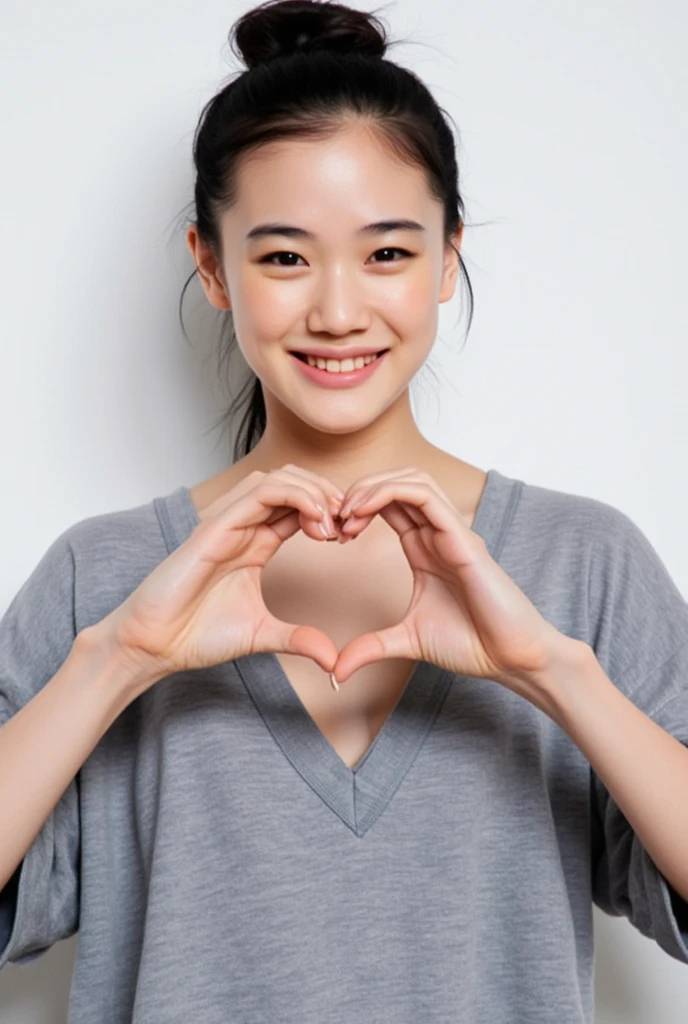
xmin=332 ymin=622 xmax=414 ymax=685
xmin=256 ymin=614 xmax=340 ymax=674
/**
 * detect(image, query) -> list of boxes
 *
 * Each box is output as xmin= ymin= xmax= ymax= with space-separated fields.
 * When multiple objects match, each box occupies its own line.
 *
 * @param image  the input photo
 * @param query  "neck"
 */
xmin=240 ymin=389 xmax=441 ymax=492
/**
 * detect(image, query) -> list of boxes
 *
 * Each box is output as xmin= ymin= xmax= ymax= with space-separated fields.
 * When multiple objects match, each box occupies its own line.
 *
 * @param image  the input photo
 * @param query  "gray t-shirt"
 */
xmin=1 ymin=467 xmax=688 ymax=1023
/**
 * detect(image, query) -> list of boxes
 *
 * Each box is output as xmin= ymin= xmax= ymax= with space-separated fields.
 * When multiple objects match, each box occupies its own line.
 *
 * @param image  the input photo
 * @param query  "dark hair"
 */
xmin=176 ymin=0 xmax=474 ymax=462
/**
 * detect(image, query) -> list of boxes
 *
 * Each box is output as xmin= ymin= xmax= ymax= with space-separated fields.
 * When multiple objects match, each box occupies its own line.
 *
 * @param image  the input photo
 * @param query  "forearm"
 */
xmin=534 ymin=639 xmax=688 ymax=904
xmin=0 ymin=627 xmax=154 ymax=892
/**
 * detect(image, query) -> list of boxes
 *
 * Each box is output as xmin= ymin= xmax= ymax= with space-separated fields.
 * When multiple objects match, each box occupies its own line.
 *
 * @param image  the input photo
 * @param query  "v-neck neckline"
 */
xmin=153 ymin=467 xmax=523 ymax=836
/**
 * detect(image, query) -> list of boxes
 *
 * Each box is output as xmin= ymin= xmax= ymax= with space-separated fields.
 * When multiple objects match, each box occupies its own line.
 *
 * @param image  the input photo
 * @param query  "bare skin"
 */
xmin=187 ymin=457 xmax=487 ymax=770
xmin=185 ymin=121 xmax=488 ymax=769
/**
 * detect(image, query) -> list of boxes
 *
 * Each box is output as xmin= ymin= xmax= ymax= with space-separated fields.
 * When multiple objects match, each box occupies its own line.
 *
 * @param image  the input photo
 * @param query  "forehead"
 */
xmin=230 ymin=124 xmax=437 ymax=228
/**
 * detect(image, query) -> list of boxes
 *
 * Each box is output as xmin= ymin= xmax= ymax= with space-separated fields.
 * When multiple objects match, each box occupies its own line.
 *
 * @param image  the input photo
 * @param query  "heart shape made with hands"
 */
xmin=272 ymin=469 xmax=569 ymax=698
xmin=190 ymin=466 xmax=571 ymax=703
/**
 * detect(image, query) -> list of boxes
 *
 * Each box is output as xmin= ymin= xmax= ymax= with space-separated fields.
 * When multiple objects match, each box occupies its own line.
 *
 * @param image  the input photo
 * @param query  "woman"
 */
xmin=1 ymin=1 xmax=687 ymax=1021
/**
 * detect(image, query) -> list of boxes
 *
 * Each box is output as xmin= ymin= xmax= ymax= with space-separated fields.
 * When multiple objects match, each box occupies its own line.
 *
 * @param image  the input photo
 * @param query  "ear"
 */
xmin=438 ymin=223 xmax=464 ymax=305
xmin=186 ymin=224 xmax=231 ymax=310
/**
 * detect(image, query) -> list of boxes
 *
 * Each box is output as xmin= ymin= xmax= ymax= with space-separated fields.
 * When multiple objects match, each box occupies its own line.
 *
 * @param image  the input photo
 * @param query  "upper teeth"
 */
xmin=304 ymin=352 xmax=380 ymax=372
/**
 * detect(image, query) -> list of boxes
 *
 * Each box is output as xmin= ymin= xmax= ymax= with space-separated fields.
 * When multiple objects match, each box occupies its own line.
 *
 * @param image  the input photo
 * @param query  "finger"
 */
xmin=342 ymin=480 xmax=458 ymax=533
xmin=338 ymin=499 xmax=416 ymax=543
xmin=341 ymin=486 xmax=425 ymax=531
xmin=342 ymin=482 xmax=483 ymax=568
xmin=339 ymin=467 xmax=452 ymax=512
xmin=340 ymin=481 xmax=446 ymax=539
xmin=265 ymin=467 xmax=343 ymax=534
xmin=254 ymin=614 xmax=339 ymax=674
xmin=199 ymin=466 xmax=343 ymax=530
xmin=199 ymin=479 xmax=334 ymax=555
xmin=275 ymin=464 xmax=346 ymax=516
xmin=332 ymin=622 xmax=416 ymax=684
xmin=254 ymin=477 xmax=337 ymax=539
xmin=264 ymin=507 xmax=309 ymax=543
xmin=372 ymin=500 xmax=417 ymax=534
xmin=339 ymin=466 xmax=422 ymax=513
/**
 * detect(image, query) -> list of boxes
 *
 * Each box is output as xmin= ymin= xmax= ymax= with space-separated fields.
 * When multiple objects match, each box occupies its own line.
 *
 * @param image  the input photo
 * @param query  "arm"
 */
xmin=535 ymin=638 xmax=688 ymax=904
xmin=0 ymin=627 xmax=155 ymax=892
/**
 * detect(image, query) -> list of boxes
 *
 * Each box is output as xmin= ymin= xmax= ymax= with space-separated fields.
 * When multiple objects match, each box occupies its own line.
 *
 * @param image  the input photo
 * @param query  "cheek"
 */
xmin=231 ymin=270 xmax=297 ymax=340
xmin=381 ymin=256 xmax=437 ymax=303
xmin=228 ymin=275 xmax=302 ymax=380
xmin=384 ymin=271 xmax=438 ymax=335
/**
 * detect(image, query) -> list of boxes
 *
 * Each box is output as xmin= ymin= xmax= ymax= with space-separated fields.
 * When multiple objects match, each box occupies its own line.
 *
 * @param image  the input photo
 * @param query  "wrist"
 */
xmin=503 ymin=634 xmax=594 ymax=722
xmin=528 ymin=636 xmax=598 ymax=724
xmin=73 ymin=623 xmax=162 ymax=703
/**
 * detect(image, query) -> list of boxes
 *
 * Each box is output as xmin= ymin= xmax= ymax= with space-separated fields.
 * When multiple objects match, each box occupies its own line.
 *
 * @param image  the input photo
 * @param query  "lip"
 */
xmin=289 ymin=346 xmax=389 ymax=360
xmin=289 ymin=349 xmax=388 ymax=388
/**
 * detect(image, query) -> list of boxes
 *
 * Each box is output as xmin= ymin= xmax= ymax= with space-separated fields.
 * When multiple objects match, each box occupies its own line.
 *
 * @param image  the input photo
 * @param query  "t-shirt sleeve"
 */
xmin=586 ymin=501 xmax=688 ymax=963
xmin=0 ymin=529 xmax=82 ymax=969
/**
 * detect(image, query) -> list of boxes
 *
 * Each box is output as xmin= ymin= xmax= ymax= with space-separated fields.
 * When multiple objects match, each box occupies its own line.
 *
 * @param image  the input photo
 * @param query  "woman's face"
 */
xmin=192 ymin=121 xmax=462 ymax=437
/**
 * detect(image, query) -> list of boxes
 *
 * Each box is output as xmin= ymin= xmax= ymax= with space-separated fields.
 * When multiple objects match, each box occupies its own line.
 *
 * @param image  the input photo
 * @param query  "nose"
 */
xmin=306 ymin=263 xmax=371 ymax=336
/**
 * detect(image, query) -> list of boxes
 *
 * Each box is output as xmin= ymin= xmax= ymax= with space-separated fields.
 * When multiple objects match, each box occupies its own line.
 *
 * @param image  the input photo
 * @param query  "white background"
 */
xmin=0 ymin=0 xmax=687 ymax=1020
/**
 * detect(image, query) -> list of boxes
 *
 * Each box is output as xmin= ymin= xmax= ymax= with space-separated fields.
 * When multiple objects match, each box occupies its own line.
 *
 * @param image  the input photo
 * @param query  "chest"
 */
xmin=259 ymin=522 xmax=418 ymax=770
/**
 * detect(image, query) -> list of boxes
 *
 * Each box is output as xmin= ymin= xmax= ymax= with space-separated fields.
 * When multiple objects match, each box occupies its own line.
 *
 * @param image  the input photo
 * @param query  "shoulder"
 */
xmin=517 ymin=474 xmax=683 ymax=605
xmin=513 ymin=474 xmax=688 ymax=695
xmin=43 ymin=495 xmax=172 ymax=632
xmin=61 ymin=495 xmax=165 ymax=558
xmin=517 ymin=475 xmax=638 ymax=544
xmin=498 ymin=473 xmax=645 ymax=582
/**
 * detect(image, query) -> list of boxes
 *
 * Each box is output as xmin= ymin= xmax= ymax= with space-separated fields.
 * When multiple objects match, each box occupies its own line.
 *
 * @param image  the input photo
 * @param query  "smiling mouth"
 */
xmin=291 ymin=350 xmax=389 ymax=364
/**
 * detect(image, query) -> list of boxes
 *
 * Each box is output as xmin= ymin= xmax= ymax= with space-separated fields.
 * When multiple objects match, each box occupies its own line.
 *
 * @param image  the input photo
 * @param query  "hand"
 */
xmin=331 ymin=467 xmax=573 ymax=696
xmin=95 ymin=465 xmax=346 ymax=685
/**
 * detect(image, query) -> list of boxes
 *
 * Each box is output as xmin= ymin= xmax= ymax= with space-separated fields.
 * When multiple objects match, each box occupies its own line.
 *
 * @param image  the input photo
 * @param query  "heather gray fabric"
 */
xmin=1 ymin=467 xmax=688 ymax=1023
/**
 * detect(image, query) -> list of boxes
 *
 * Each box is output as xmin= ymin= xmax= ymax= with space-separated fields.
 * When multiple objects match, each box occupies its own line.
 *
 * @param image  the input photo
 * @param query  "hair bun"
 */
xmin=231 ymin=0 xmax=389 ymax=71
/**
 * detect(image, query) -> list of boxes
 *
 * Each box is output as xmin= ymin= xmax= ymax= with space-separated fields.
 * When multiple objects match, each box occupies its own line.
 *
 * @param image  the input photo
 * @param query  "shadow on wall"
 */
xmin=593 ymin=908 xmax=678 ymax=1023
xmin=0 ymin=935 xmax=75 ymax=1024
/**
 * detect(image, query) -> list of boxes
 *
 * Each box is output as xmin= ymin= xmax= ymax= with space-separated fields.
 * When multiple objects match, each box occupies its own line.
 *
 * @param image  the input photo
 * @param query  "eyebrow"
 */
xmin=245 ymin=219 xmax=426 ymax=242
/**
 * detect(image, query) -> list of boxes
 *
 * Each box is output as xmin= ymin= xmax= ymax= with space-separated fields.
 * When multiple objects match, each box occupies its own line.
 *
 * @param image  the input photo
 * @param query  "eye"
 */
xmin=258 ymin=251 xmax=305 ymax=267
xmin=369 ymin=247 xmax=413 ymax=263
xmin=256 ymin=247 xmax=414 ymax=267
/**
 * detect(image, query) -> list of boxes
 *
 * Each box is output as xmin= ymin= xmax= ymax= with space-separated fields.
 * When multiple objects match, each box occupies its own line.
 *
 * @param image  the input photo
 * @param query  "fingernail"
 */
xmin=316 ymin=505 xmax=336 ymax=537
xmin=319 ymin=521 xmax=334 ymax=539
xmin=330 ymin=672 xmax=340 ymax=692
